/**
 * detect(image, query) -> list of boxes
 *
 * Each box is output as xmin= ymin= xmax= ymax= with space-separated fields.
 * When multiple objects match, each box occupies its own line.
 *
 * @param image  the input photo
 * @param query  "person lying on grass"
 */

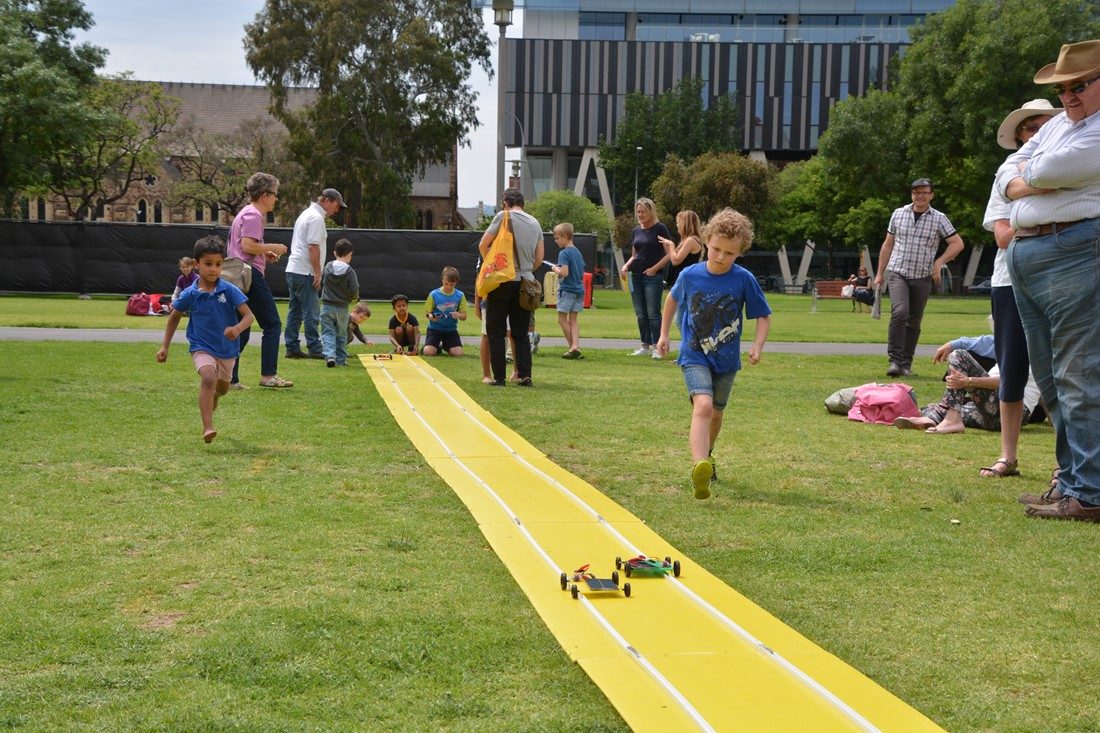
xmin=156 ymin=235 xmax=254 ymax=444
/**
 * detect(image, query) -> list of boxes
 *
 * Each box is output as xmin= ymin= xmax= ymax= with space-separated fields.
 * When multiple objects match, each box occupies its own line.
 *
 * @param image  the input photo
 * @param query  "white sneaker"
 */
xmin=629 ymin=347 xmax=652 ymax=356
xmin=651 ymin=350 xmax=663 ymax=360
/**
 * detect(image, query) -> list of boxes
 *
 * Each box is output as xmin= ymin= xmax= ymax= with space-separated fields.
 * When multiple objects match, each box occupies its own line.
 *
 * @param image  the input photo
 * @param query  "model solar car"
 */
xmin=559 ymin=564 xmax=631 ymax=599
xmin=615 ymin=555 xmax=681 ymax=578
xmin=371 ymin=353 xmax=394 ymax=360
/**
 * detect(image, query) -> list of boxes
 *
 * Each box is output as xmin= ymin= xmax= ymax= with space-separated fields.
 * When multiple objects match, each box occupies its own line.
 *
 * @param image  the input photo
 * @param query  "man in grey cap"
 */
xmin=873 ymin=178 xmax=965 ymax=376
xmin=284 ymin=188 xmax=347 ymax=359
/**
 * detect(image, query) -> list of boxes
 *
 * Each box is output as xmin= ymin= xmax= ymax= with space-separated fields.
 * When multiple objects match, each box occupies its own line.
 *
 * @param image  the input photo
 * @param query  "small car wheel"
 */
xmin=612 ymin=570 xmax=619 ymax=586
xmin=673 ymin=560 xmax=681 ymax=577
xmin=624 ymin=565 xmax=632 ymax=578
xmin=623 ymin=582 xmax=631 ymax=597
xmin=571 ymin=584 xmax=579 ymax=600
xmin=560 ymin=572 xmax=568 ymax=590
xmin=615 ymin=556 xmax=622 ymax=570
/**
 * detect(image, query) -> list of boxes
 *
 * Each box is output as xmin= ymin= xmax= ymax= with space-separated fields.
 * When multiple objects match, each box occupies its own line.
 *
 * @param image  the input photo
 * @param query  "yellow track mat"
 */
xmin=361 ymin=355 xmax=943 ymax=732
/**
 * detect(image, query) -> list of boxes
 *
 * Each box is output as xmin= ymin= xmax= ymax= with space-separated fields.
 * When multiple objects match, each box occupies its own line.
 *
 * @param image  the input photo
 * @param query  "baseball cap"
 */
xmin=910 ymin=178 xmax=933 ymax=190
xmin=321 ymin=188 xmax=347 ymax=208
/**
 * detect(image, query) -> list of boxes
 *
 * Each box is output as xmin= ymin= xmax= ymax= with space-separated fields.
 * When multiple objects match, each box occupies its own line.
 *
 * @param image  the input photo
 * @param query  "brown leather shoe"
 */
xmin=1025 ymin=496 xmax=1100 ymax=522
xmin=1017 ymin=486 xmax=1063 ymax=505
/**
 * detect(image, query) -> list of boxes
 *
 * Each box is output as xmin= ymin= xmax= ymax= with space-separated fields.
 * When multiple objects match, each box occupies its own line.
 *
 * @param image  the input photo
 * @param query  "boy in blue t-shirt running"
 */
xmin=656 ymin=208 xmax=772 ymax=500
xmin=423 ymin=266 xmax=467 ymax=356
xmin=157 ymin=235 xmax=255 ymax=444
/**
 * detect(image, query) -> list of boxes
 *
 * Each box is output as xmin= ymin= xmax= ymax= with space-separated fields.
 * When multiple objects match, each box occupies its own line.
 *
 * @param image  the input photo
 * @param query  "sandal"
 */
xmin=979 ymin=458 xmax=1019 ymax=477
xmin=259 ymin=375 xmax=294 ymax=388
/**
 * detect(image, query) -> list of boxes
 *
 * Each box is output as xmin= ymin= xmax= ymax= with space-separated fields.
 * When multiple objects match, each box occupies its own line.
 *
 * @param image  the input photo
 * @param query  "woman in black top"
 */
xmin=619 ymin=198 xmax=671 ymax=358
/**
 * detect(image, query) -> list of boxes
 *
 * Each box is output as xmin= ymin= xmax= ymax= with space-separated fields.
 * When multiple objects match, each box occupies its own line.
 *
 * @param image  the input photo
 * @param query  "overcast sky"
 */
xmin=76 ymin=0 xmax=521 ymax=208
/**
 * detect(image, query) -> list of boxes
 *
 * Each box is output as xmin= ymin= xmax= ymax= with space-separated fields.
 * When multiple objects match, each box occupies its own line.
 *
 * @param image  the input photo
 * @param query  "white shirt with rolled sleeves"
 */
xmin=996 ymin=111 xmax=1100 ymax=229
xmin=983 ymin=162 xmax=1017 ymax=288
xmin=286 ymin=202 xmax=328 ymax=276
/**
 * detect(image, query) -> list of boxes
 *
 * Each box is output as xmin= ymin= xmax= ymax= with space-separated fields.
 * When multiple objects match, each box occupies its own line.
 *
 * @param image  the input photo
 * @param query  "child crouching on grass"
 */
xmin=656 ymin=208 xmax=771 ymax=500
xmin=157 ymin=235 xmax=254 ymax=444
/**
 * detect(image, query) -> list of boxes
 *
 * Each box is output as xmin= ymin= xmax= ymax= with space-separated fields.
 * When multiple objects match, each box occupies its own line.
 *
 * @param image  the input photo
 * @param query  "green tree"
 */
xmin=817 ymin=0 xmax=1100 ymax=247
xmin=524 ymin=189 xmax=611 ymax=243
xmin=651 ymin=151 xmax=772 ymax=233
xmin=757 ymin=157 xmax=836 ymax=251
xmin=244 ymin=0 xmax=492 ymax=229
xmin=0 ymin=0 xmax=104 ymax=215
xmin=170 ymin=117 xmax=304 ymax=220
xmin=597 ymin=77 xmax=741 ymax=212
xmin=45 ymin=76 xmax=179 ymax=221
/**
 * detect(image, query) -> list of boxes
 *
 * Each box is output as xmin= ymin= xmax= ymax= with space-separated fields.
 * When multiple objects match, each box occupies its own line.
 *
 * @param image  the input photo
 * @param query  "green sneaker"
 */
xmin=691 ymin=459 xmax=712 ymax=500
xmin=710 ymin=456 xmax=717 ymax=482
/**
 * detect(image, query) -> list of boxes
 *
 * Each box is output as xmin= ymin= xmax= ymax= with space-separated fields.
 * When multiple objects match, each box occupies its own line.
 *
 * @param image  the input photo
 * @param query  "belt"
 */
xmin=1016 ymin=219 xmax=1084 ymax=238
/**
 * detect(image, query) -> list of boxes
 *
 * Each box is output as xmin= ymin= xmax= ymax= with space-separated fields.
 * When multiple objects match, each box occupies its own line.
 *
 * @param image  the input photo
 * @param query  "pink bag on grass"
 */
xmin=847 ymin=383 xmax=920 ymax=425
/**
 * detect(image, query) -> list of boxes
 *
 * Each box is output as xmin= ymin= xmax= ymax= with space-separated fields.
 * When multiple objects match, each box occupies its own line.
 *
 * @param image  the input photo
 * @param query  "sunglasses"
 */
xmin=1018 ymin=123 xmax=1045 ymax=133
xmin=1052 ymin=74 xmax=1100 ymax=97
xmin=264 ymin=190 xmax=279 ymax=198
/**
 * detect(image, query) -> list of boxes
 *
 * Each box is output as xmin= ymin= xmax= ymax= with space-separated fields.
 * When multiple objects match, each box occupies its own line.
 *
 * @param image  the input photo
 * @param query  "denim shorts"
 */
xmin=681 ymin=364 xmax=736 ymax=410
xmin=557 ymin=290 xmax=584 ymax=313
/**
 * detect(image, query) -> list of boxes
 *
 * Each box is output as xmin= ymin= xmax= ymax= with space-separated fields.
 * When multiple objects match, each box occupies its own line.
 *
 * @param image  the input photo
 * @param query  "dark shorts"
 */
xmin=425 ymin=329 xmax=462 ymax=351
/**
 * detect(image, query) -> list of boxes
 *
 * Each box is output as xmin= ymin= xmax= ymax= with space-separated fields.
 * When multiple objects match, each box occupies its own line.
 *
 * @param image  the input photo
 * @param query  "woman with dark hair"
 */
xmin=619 ymin=198 xmax=671 ymax=359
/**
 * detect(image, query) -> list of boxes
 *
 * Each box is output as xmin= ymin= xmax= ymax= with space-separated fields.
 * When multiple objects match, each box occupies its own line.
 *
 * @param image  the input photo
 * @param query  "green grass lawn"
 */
xmin=1 ymin=337 xmax=1097 ymax=731
xmin=0 ymin=290 xmax=994 ymax=345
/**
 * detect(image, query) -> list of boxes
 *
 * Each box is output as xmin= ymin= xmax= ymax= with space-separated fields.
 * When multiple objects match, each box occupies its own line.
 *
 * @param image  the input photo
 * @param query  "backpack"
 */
xmin=847 ymin=383 xmax=921 ymax=425
xmin=126 ymin=292 xmax=151 ymax=316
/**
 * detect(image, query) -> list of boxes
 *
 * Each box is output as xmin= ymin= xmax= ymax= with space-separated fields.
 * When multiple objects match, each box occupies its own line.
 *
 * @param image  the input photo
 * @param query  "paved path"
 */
xmin=0 ymin=326 xmax=936 ymax=357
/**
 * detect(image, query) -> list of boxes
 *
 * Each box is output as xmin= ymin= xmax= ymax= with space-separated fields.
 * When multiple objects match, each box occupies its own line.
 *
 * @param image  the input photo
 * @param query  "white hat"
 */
xmin=996 ymin=99 xmax=1061 ymax=150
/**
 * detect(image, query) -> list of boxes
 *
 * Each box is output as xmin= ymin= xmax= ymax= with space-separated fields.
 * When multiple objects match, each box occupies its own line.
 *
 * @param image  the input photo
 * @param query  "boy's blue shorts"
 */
xmin=681 ymin=364 xmax=736 ymax=411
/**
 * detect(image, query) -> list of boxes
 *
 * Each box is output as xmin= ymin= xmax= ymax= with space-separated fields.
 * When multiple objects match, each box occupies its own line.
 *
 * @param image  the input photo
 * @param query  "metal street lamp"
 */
xmin=493 ymin=1 xmax=515 ymax=207
xmin=634 ymin=145 xmax=642 ymax=204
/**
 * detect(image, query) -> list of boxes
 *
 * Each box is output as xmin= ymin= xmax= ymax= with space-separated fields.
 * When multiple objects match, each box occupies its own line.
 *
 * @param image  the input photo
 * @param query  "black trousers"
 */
xmin=486 ymin=280 xmax=532 ymax=382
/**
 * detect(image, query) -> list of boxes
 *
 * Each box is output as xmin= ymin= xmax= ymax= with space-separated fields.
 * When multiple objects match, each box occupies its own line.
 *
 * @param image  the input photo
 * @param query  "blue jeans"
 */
xmin=320 ymin=303 xmax=349 ymax=365
xmin=232 ymin=268 xmax=281 ymax=383
xmin=629 ymin=272 xmax=664 ymax=345
xmin=681 ymin=364 xmax=737 ymax=410
xmin=1008 ymin=217 xmax=1100 ymax=504
xmin=284 ymin=272 xmax=321 ymax=355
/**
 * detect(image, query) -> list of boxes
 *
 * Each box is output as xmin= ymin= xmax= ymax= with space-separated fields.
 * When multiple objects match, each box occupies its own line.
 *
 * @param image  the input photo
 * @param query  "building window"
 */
xmin=153 ymin=200 xmax=163 ymax=224
xmin=210 ymin=204 xmax=219 ymax=224
xmin=94 ymin=200 xmax=105 ymax=221
xmin=424 ymin=210 xmax=434 ymax=230
xmin=579 ymin=12 xmax=625 ymax=41
xmin=137 ymin=199 xmax=148 ymax=223
xmin=266 ymin=211 xmax=275 ymax=224
xmin=19 ymin=198 xmax=30 ymax=220
xmin=194 ymin=205 xmax=204 ymax=222
xmin=36 ymin=197 xmax=46 ymax=221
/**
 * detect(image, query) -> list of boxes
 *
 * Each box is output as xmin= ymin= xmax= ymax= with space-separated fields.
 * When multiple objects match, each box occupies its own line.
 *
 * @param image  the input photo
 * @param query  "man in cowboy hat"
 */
xmin=999 ymin=39 xmax=1100 ymax=521
xmin=873 ymin=178 xmax=965 ymax=377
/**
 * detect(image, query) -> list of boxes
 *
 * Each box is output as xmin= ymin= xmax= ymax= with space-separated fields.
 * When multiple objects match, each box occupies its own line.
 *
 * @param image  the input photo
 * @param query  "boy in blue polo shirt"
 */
xmin=423 ymin=266 xmax=467 ymax=356
xmin=656 ymin=208 xmax=772 ymax=500
xmin=157 ymin=235 xmax=255 ymax=443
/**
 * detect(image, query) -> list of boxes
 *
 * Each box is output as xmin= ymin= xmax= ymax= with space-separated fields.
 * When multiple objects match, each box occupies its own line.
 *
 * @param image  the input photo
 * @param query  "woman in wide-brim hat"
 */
xmin=996 ymin=99 xmax=1061 ymax=150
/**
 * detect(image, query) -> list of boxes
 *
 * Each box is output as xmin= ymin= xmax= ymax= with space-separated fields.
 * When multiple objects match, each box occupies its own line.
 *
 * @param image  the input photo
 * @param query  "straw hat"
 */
xmin=996 ymin=99 xmax=1062 ymax=149
xmin=1033 ymin=40 xmax=1100 ymax=84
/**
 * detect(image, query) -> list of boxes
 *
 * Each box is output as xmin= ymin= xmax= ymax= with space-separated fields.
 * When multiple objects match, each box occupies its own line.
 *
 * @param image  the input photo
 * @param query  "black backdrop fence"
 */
xmin=0 ymin=220 xmax=597 ymax=300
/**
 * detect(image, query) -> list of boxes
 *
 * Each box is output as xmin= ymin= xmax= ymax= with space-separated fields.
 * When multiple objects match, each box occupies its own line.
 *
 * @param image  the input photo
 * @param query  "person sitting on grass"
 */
xmin=156 ymin=235 xmax=255 ymax=444
xmin=387 ymin=294 xmax=420 ymax=355
xmin=656 ymin=208 xmax=772 ymax=500
xmin=422 ymin=266 xmax=466 ymax=356
xmin=893 ymin=341 xmax=1042 ymax=437
xmin=548 ymin=222 xmax=586 ymax=359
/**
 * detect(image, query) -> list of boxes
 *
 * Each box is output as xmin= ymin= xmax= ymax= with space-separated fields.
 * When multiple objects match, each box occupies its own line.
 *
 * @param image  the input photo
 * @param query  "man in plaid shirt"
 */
xmin=874 ymin=178 xmax=965 ymax=377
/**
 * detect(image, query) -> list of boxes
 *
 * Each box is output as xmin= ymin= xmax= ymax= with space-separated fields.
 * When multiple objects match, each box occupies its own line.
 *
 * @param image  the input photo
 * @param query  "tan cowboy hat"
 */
xmin=997 ymin=99 xmax=1062 ymax=149
xmin=1033 ymin=40 xmax=1100 ymax=84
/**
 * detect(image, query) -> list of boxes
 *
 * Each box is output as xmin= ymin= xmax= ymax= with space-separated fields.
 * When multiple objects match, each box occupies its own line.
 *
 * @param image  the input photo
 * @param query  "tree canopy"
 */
xmin=244 ymin=0 xmax=492 ymax=228
xmin=811 ymin=0 xmax=1100 ymax=248
xmin=0 ymin=0 xmax=104 ymax=215
xmin=524 ymin=189 xmax=611 ymax=243
xmin=597 ymin=77 xmax=741 ymax=213
xmin=650 ymin=151 xmax=772 ymax=234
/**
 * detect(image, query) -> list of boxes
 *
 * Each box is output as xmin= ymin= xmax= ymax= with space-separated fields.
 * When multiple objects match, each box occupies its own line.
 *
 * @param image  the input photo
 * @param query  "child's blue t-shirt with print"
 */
xmin=172 ymin=279 xmax=248 ymax=359
xmin=557 ymin=246 xmax=585 ymax=294
xmin=670 ymin=262 xmax=771 ymax=375
xmin=425 ymin=288 xmax=466 ymax=333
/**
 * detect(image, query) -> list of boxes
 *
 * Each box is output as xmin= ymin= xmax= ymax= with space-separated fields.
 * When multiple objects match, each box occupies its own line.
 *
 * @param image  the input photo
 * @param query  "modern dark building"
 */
xmin=476 ymin=0 xmax=954 ymax=209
